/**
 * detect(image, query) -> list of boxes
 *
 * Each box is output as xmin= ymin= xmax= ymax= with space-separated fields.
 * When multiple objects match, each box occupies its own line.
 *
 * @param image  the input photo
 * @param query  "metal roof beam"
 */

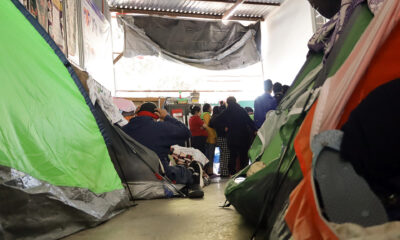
xmin=110 ymin=8 xmax=264 ymax=21
xmin=194 ymin=0 xmax=280 ymax=7
xmin=222 ymin=0 xmax=245 ymax=20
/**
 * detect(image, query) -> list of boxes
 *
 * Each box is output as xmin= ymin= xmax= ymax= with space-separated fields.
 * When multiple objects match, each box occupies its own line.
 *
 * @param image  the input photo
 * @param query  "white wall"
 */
xmin=261 ymin=0 xmax=314 ymax=86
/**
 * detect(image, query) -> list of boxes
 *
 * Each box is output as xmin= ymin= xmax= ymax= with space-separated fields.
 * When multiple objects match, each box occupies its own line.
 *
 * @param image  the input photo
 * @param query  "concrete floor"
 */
xmin=64 ymin=179 xmax=255 ymax=240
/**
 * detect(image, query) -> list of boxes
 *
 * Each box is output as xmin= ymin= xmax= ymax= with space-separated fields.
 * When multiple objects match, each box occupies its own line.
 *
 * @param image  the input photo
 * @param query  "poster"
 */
xmin=81 ymin=0 xmax=115 ymax=93
xmin=48 ymin=0 xmax=65 ymax=53
xmin=65 ymin=0 xmax=80 ymax=65
xmin=28 ymin=0 xmax=37 ymax=17
xmin=36 ymin=0 xmax=48 ymax=29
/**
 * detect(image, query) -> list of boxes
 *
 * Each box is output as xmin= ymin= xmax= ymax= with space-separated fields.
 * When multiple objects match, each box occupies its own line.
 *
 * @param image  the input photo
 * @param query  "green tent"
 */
xmin=0 ymin=1 xmax=130 ymax=239
xmin=224 ymin=3 xmax=374 ymax=239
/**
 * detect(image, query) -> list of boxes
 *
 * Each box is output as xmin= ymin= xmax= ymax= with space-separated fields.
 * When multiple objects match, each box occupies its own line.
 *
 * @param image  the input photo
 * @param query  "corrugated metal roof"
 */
xmin=108 ymin=0 xmax=283 ymax=20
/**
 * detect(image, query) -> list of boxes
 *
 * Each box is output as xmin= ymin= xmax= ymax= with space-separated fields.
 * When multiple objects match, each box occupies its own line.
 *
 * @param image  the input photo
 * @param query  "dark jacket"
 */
xmin=122 ymin=115 xmax=191 ymax=160
xmin=254 ymin=92 xmax=277 ymax=129
xmin=209 ymin=113 xmax=226 ymax=138
xmin=211 ymin=102 xmax=257 ymax=148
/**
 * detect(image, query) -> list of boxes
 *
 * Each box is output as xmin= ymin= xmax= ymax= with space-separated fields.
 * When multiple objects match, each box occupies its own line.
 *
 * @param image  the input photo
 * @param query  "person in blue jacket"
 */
xmin=254 ymin=79 xmax=277 ymax=129
xmin=122 ymin=102 xmax=203 ymax=198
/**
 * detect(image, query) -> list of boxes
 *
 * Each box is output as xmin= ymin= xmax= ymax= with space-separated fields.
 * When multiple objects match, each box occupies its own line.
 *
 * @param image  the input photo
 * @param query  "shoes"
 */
xmin=188 ymin=161 xmax=204 ymax=198
xmin=188 ymin=184 xmax=204 ymax=198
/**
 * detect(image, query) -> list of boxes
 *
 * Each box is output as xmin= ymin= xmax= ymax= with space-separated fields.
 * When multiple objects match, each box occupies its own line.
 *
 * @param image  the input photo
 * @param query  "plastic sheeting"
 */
xmin=0 ymin=165 xmax=130 ymax=240
xmin=88 ymin=77 xmax=128 ymax=126
xmin=120 ymin=15 xmax=261 ymax=70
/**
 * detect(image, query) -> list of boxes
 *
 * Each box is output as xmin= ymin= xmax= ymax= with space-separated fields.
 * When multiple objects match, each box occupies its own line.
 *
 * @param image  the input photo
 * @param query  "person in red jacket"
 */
xmin=189 ymin=105 xmax=208 ymax=155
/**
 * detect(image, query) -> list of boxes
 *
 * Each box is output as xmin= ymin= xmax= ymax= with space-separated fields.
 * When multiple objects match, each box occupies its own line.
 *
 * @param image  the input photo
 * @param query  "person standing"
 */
xmin=254 ymin=79 xmax=277 ymax=129
xmin=273 ymin=82 xmax=284 ymax=105
xmin=282 ymin=85 xmax=290 ymax=96
xmin=212 ymin=97 xmax=257 ymax=176
xmin=245 ymin=107 xmax=254 ymax=120
xmin=201 ymin=104 xmax=217 ymax=175
xmin=210 ymin=106 xmax=230 ymax=177
xmin=189 ymin=105 xmax=208 ymax=155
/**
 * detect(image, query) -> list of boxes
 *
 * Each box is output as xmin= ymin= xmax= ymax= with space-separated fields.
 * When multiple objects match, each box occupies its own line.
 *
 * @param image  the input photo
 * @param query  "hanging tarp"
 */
xmin=120 ymin=15 xmax=261 ymax=70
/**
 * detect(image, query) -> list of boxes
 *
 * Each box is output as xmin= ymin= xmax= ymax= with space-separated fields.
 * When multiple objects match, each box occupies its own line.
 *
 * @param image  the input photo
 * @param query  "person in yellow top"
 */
xmin=201 ymin=103 xmax=217 ymax=176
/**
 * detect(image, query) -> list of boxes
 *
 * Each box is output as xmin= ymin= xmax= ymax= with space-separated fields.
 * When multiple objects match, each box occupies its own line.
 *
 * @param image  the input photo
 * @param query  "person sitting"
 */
xmin=254 ymin=79 xmax=277 ymax=129
xmin=122 ymin=102 xmax=203 ymax=198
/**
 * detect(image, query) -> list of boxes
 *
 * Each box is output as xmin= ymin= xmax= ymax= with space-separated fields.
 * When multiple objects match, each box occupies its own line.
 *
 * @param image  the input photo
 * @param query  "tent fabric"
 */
xmin=308 ymin=0 xmax=368 ymax=56
xmin=285 ymin=165 xmax=339 ymax=240
xmin=293 ymin=102 xmax=318 ymax=176
xmin=313 ymin=3 xmax=373 ymax=88
xmin=307 ymin=0 xmax=384 ymax=57
xmin=0 ymin=0 xmax=122 ymax=194
xmin=94 ymin=103 xmax=186 ymax=199
xmin=287 ymin=0 xmax=400 ymax=238
xmin=248 ymin=53 xmax=323 ymax=162
xmin=294 ymin=3 xmax=373 ymax=176
xmin=337 ymin=13 xmax=400 ymax=128
xmin=120 ymin=15 xmax=261 ymax=70
xmin=312 ymin=131 xmax=388 ymax=226
xmin=330 ymin=221 xmax=400 ymax=240
xmin=367 ymin=0 xmax=386 ymax=14
xmin=310 ymin=0 xmax=400 ymax=139
xmin=225 ymin=2 xmax=377 ymax=239
xmin=0 ymin=1 xmax=130 ymax=238
xmin=224 ymin=51 xmax=323 ymax=237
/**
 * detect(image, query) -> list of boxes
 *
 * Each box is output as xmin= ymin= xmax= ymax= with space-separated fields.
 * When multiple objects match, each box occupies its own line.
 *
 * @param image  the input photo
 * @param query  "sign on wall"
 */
xmin=48 ymin=0 xmax=65 ymax=52
xmin=65 ymin=0 xmax=80 ymax=65
xmin=81 ymin=0 xmax=115 ymax=94
xmin=24 ymin=0 xmax=65 ymax=53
